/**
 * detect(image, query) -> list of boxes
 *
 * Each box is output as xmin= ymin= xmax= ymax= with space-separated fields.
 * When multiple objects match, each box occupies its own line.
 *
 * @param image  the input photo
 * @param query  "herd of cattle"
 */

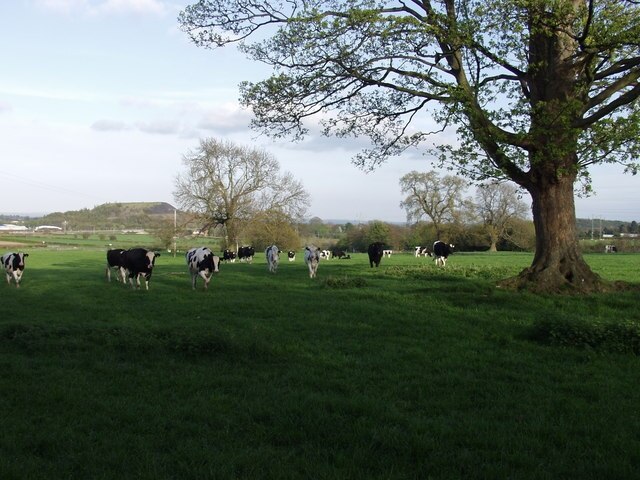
xmin=2 ymin=241 xmax=455 ymax=290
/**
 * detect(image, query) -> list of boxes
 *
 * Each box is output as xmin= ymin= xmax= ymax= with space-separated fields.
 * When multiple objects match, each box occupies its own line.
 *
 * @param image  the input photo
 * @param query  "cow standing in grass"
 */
xmin=304 ymin=246 xmax=321 ymax=279
xmin=2 ymin=252 xmax=28 ymax=288
xmin=265 ymin=245 xmax=280 ymax=273
xmin=186 ymin=247 xmax=220 ymax=290
xmin=122 ymin=248 xmax=160 ymax=290
xmin=106 ymin=248 xmax=127 ymax=283
xmin=367 ymin=242 xmax=385 ymax=268
xmin=433 ymin=241 xmax=454 ymax=267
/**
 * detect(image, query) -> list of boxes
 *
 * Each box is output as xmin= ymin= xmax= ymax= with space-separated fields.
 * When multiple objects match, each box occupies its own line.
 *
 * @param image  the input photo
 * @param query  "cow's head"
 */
xmin=6 ymin=252 xmax=28 ymax=271
xmin=202 ymin=252 xmax=220 ymax=273
xmin=146 ymin=251 xmax=160 ymax=269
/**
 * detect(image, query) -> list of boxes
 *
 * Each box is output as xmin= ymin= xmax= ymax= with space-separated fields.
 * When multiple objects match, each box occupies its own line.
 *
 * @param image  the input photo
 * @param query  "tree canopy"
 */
xmin=179 ymin=1 xmax=640 ymax=292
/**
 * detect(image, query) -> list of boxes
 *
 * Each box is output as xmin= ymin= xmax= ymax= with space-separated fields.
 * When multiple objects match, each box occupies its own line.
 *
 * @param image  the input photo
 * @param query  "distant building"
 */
xmin=34 ymin=225 xmax=63 ymax=232
xmin=0 ymin=224 xmax=29 ymax=232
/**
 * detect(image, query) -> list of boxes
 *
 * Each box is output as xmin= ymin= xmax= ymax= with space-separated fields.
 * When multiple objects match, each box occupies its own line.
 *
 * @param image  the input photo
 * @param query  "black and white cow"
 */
xmin=414 ymin=246 xmax=432 ymax=257
xmin=2 ymin=252 xmax=28 ymax=288
xmin=186 ymin=247 xmax=220 ymax=290
xmin=433 ymin=241 xmax=454 ymax=267
xmin=238 ymin=246 xmax=255 ymax=263
xmin=121 ymin=248 xmax=160 ymax=290
xmin=265 ymin=245 xmax=280 ymax=273
xmin=105 ymin=248 xmax=127 ymax=283
xmin=287 ymin=250 xmax=296 ymax=262
xmin=367 ymin=242 xmax=385 ymax=268
xmin=222 ymin=249 xmax=237 ymax=262
xmin=304 ymin=246 xmax=321 ymax=278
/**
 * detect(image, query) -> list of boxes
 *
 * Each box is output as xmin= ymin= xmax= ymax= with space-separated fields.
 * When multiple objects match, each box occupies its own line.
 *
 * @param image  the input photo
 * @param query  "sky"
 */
xmin=1 ymin=0 xmax=638 ymax=223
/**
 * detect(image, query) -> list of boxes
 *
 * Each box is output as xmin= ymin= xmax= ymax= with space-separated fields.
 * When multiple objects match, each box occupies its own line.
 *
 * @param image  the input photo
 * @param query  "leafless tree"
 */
xmin=174 ymin=138 xmax=310 ymax=246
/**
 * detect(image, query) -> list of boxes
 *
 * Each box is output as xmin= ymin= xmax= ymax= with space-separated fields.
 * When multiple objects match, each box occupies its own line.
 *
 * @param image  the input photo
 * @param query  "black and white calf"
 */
xmin=433 ymin=241 xmax=454 ymax=267
xmin=2 ymin=252 xmax=28 ymax=288
xmin=121 ymin=248 xmax=160 ymax=290
xmin=287 ymin=250 xmax=296 ymax=262
xmin=367 ymin=242 xmax=385 ymax=268
xmin=414 ymin=246 xmax=432 ymax=257
xmin=186 ymin=247 xmax=220 ymax=290
xmin=304 ymin=246 xmax=321 ymax=278
xmin=106 ymin=248 xmax=127 ymax=283
xmin=265 ymin=245 xmax=280 ymax=273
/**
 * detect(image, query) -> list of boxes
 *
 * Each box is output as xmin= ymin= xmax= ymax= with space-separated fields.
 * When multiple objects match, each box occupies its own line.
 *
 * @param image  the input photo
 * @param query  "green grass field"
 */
xmin=1 ymin=246 xmax=639 ymax=479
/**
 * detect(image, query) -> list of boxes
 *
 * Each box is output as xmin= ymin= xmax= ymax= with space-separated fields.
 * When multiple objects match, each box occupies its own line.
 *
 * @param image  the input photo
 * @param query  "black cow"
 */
xmin=105 ymin=248 xmax=127 ymax=283
xmin=122 ymin=248 xmax=160 ymax=290
xmin=237 ymin=246 xmax=255 ymax=263
xmin=2 ymin=252 xmax=29 ymax=288
xmin=332 ymin=249 xmax=347 ymax=259
xmin=367 ymin=242 xmax=385 ymax=268
xmin=433 ymin=241 xmax=454 ymax=267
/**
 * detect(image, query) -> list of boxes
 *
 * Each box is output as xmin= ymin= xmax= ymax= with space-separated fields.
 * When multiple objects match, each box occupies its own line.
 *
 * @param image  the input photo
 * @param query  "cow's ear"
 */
xmin=156 ymin=253 xmax=161 ymax=257
xmin=23 ymin=253 xmax=29 ymax=257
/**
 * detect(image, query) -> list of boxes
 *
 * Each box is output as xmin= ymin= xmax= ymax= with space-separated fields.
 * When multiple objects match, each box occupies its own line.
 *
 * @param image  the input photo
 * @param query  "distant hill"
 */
xmin=23 ymin=202 xmax=178 ymax=231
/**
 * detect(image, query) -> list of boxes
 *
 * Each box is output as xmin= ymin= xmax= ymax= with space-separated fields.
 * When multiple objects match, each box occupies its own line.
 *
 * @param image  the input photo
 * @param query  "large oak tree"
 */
xmin=179 ymin=1 xmax=640 ymax=292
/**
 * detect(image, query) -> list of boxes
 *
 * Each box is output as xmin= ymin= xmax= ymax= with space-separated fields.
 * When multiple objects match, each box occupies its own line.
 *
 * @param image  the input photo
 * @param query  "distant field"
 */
xmin=1 ymin=248 xmax=639 ymax=479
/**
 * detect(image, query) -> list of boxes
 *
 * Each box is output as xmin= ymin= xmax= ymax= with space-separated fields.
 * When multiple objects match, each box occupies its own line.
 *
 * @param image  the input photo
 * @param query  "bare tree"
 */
xmin=400 ymin=171 xmax=467 ymax=240
xmin=174 ymin=138 xmax=310 ymax=246
xmin=179 ymin=1 xmax=640 ymax=292
xmin=475 ymin=183 xmax=529 ymax=252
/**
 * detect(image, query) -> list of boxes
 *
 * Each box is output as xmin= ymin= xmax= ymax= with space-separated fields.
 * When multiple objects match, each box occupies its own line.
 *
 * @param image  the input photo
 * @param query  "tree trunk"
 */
xmin=499 ymin=176 xmax=606 ymax=293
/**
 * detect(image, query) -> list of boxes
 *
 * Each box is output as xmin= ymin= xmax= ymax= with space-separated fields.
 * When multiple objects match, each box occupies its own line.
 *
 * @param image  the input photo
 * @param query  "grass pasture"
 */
xmin=1 ymin=248 xmax=640 ymax=479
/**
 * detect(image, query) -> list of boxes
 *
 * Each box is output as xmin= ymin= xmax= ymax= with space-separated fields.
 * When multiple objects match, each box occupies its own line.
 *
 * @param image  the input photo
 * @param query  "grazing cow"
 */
xmin=433 ymin=241 xmax=454 ymax=267
xmin=265 ymin=245 xmax=280 ymax=273
xmin=122 ymin=248 xmax=160 ymax=290
xmin=105 ymin=248 xmax=127 ymax=283
xmin=238 ymin=246 xmax=255 ymax=263
xmin=304 ymin=246 xmax=321 ymax=278
xmin=383 ymin=249 xmax=393 ymax=258
xmin=414 ymin=246 xmax=432 ymax=257
xmin=320 ymin=249 xmax=331 ymax=260
xmin=222 ymin=249 xmax=237 ymax=262
xmin=605 ymin=244 xmax=618 ymax=253
xmin=331 ymin=249 xmax=347 ymax=259
xmin=2 ymin=252 xmax=28 ymax=288
xmin=186 ymin=247 xmax=220 ymax=290
xmin=367 ymin=242 xmax=385 ymax=268
xmin=287 ymin=251 xmax=296 ymax=262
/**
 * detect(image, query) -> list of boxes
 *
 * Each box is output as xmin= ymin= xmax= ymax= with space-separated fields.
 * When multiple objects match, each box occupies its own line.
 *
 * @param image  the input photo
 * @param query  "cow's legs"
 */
xmin=198 ymin=271 xmax=210 ymax=290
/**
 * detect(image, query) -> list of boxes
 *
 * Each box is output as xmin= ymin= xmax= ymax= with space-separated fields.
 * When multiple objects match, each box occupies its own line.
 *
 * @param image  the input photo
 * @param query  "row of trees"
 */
xmin=173 ymin=137 xmax=532 ymax=253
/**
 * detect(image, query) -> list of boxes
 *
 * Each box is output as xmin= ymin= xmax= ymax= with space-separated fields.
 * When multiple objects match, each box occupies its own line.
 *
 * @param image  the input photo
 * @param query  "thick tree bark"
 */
xmin=500 ymin=175 xmax=605 ymax=293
